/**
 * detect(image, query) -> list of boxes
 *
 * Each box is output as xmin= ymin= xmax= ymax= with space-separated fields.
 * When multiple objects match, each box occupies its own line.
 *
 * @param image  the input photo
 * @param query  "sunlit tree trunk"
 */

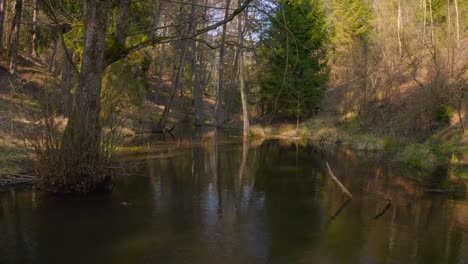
xmin=423 ymin=0 xmax=427 ymax=41
xmin=0 ymin=0 xmax=7 ymax=51
xmin=215 ymin=0 xmax=232 ymax=127
xmin=238 ymin=3 xmax=249 ymax=138
xmin=31 ymin=0 xmax=38 ymax=58
xmin=453 ymin=0 xmax=459 ymax=48
xmin=9 ymin=0 xmax=23 ymax=74
xmin=447 ymin=0 xmax=451 ymax=71
xmin=429 ymin=0 xmax=434 ymax=44
xmin=397 ymin=0 xmax=402 ymax=58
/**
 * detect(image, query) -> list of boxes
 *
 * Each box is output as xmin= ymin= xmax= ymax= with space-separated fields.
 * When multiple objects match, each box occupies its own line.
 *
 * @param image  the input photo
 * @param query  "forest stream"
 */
xmin=1 ymin=129 xmax=467 ymax=264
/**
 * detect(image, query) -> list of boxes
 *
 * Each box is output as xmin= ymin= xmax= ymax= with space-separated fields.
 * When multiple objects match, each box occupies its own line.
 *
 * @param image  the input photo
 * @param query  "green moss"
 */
xmin=452 ymin=165 xmax=468 ymax=179
xmin=395 ymin=143 xmax=439 ymax=170
xmin=344 ymin=133 xmax=385 ymax=151
xmin=434 ymin=103 xmax=454 ymax=125
xmin=116 ymin=146 xmax=144 ymax=153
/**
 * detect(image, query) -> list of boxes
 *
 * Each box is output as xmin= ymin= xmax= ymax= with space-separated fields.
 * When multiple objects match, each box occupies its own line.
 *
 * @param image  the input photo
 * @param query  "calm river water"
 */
xmin=1 ymin=129 xmax=467 ymax=264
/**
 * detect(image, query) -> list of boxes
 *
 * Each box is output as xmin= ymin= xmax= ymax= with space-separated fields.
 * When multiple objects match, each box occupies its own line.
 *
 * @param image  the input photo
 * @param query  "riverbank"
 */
xmin=0 ymin=54 xmax=193 ymax=180
xmin=249 ymin=114 xmax=468 ymax=186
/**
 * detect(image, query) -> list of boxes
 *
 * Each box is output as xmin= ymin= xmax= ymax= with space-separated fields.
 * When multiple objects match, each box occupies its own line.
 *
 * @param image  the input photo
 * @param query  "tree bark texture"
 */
xmin=31 ymin=0 xmax=38 ymax=58
xmin=215 ymin=0 xmax=232 ymax=127
xmin=9 ymin=0 xmax=23 ymax=74
xmin=238 ymin=0 xmax=249 ymax=138
xmin=0 ymin=0 xmax=7 ymax=51
xmin=60 ymin=0 xmax=111 ymax=191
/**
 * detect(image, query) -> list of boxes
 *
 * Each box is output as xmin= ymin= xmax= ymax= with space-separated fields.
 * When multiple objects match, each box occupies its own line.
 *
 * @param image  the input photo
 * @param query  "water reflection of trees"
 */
xmin=321 ymin=144 xmax=468 ymax=264
xmin=0 ymin=136 xmax=467 ymax=264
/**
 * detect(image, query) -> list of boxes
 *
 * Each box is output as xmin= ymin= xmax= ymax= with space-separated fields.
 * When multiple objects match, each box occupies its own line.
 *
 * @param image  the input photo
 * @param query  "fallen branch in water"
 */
xmin=0 ymin=173 xmax=36 ymax=189
xmin=326 ymin=162 xmax=352 ymax=199
xmin=329 ymin=197 xmax=352 ymax=221
xmin=360 ymin=187 xmax=392 ymax=219
xmin=373 ymin=192 xmax=391 ymax=219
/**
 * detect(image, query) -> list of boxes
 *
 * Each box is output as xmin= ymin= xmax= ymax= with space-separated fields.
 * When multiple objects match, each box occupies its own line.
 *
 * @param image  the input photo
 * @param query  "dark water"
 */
xmin=1 ymin=131 xmax=467 ymax=264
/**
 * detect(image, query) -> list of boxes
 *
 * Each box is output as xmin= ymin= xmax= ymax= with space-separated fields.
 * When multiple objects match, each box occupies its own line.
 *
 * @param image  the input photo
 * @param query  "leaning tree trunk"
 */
xmin=215 ymin=0 xmax=232 ymax=127
xmin=158 ymin=3 xmax=194 ymax=129
xmin=31 ymin=0 xmax=38 ymax=58
xmin=59 ymin=0 xmax=111 ymax=193
xmin=9 ymin=0 xmax=22 ymax=74
xmin=0 ymin=0 xmax=7 ymax=51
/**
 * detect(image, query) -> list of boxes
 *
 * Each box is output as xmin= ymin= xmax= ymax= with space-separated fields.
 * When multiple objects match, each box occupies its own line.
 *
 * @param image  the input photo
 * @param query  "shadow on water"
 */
xmin=1 ymin=129 xmax=467 ymax=264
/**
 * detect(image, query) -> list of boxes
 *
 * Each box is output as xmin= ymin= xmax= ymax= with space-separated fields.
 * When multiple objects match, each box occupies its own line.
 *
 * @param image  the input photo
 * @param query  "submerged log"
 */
xmin=360 ymin=187 xmax=392 ymax=219
xmin=0 ymin=173 xmax=36 ymax=189
xmin=373 ymin=191 xmax=391 ymax=219
xmin=329 ymin=197 xmax=352 ymax=221
xmin=326 ymin=162 xmax=353 ymax=199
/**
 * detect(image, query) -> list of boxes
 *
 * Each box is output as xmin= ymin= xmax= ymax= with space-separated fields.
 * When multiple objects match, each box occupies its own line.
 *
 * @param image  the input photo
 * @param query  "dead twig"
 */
xmin=326 ymin=162 xmax=353 ymax=199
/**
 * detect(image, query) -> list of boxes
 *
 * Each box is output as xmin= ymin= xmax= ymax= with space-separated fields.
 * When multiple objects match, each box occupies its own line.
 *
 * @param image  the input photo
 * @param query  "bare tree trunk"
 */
xmin=429 ymin=0 xmax=434 ymax=44
xmin=61 ymin=47 xmax=74 ymax=115
xmin=457 ymin=101 xmax=464 ymax=132
xmin=238 ymin=0 xmax=249 ymax=138
xmin=0 ymin=0 xmax=7 ymax=51
xmin=423 ymin=0 xmax=427 ymax=41
xmin=192 ymin=39 xmax=203 ymax=125
xmin=116 ymin=0 xmax=131 ymax=47
xmin=397 ymin=0 xmax=402 ymax=58
xmin=31 ymin=0 xmax=38 ymax=58
xmin=215 ymin=0 xmax=232 ymax=127
xmin=363 ymin=39 xmax=369 ymax=114
xmin=447 ymin=0 xmax=451 ymax=70
xmin=149 ymin=0 xmax=162 ymax=42
xmin=158 ymin=3 xmax=194 ymax=129
xmin=155 ymin=21 xmax=167 ymax=102
xmin=60 ymin=0 xmax=111 ymax=192
xmin=9 ymin=0 xmax=23 ymax=74
xmin=49 ymin=38 xmax=59 ymax=72
xmin=453 ymin=0 xmax=459 ymax=48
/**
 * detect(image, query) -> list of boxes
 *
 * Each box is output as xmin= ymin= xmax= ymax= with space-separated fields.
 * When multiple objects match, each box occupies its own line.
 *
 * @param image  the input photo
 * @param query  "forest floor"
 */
xmin=0 ymin=54 xmax=52 ymax=175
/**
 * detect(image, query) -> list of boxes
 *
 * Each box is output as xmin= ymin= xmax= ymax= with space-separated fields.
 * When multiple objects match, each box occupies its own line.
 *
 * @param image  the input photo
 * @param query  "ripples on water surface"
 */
xmin=1 ymin=129 xmax=467 ymax=264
